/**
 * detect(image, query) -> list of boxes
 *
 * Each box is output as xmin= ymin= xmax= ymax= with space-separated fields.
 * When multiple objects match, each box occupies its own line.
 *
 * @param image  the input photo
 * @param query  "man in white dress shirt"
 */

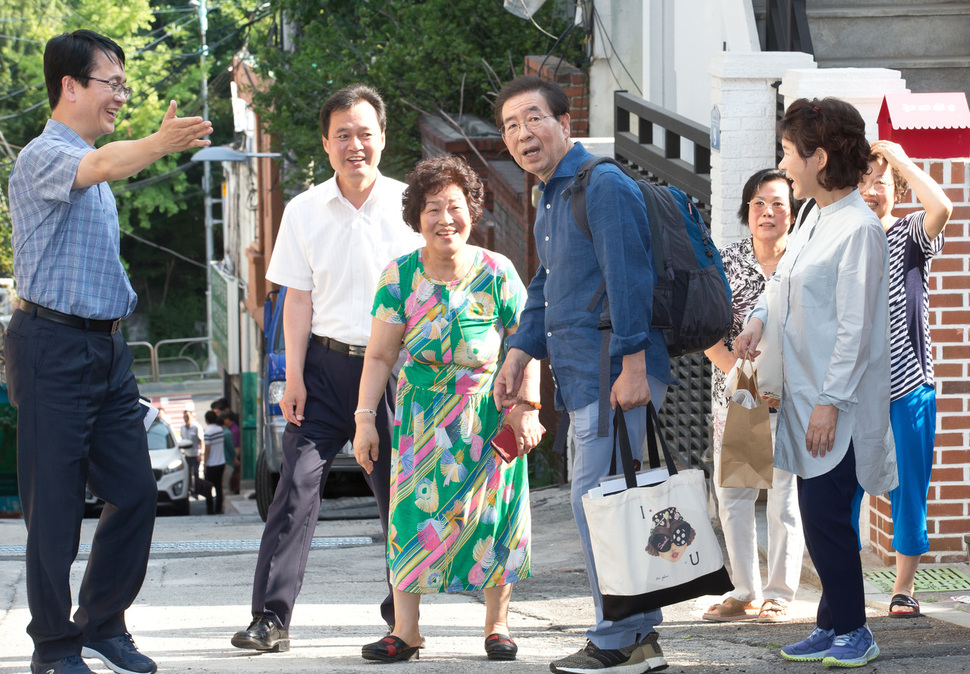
xmin=231 ymin=84 xmax=421 ymax=652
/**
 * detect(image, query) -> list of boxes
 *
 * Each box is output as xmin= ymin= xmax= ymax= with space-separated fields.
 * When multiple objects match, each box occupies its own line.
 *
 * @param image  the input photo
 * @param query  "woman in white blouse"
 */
xmin=734 ymin=97 xmax=895 ymax=669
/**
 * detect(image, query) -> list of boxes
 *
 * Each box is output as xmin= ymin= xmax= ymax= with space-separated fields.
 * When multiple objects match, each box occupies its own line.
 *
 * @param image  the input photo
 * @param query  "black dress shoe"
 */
xmin=485 ymin=633 xmax=517 ymax=661
xmin=231 ymin=614 xmax=290 ymax=652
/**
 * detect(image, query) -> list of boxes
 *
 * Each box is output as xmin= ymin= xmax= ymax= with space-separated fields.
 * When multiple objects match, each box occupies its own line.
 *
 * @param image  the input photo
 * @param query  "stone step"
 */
xmin=818 ymin=56 xmax=970 ymax=95
xmin=807 ymin=2 xmax=970 ymax=61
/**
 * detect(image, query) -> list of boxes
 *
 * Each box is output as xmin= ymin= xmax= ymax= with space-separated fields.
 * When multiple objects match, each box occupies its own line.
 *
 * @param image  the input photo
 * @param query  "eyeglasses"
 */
xmin=86 ymin=76 xmax=132 ymax=100
xmin=501 ymin=114 xmax=552 ymax=139
xmin=748 ymin=199 xmax=789 ymax=213
xmin=860 ymin=179 xmax=893 ymax=193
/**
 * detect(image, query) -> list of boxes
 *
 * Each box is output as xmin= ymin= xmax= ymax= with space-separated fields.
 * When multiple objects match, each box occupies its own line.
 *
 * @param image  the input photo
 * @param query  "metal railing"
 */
xmin=130 ymin=337 xmax=215 ymax=383
xmin=613 ymin=90 xmax=712 ymax=214
xmin=611 ymin=90 xmax=715 ymax=475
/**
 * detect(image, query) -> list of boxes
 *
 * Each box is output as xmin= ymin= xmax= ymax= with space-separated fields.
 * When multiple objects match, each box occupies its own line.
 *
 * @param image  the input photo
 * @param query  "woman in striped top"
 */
xmin=860 ymin=140 xmax=952 ymax=618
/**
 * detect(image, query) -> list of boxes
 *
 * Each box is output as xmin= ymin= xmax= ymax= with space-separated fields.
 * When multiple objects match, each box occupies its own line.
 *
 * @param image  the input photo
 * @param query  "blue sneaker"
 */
xmin=81 ymin=633 xmax=157 ymax=674
xmin=780 ymin=626 xmax=836 ymax=662
xmin=30 ymin=655 xmax=95 ymax=674
xmin=822 ymin=625 xmax=879 ymax=668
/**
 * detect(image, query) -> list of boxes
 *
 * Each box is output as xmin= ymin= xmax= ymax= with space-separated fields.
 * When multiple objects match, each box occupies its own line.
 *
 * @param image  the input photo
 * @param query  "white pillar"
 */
xmin=708 ymin=52 xmax=817 ymax=247
xmin=779 ymin=68 xmax=909 ymax=142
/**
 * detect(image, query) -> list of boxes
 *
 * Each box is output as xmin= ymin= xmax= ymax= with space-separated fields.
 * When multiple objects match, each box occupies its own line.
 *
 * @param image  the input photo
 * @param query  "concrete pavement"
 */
xmin=1 ymin=485 xmax=968 ymax=673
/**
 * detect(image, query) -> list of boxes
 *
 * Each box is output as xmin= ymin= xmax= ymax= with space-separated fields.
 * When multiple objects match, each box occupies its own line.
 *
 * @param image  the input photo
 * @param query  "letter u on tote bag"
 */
xmin=582 ymin=404 xmax=733 ymax=620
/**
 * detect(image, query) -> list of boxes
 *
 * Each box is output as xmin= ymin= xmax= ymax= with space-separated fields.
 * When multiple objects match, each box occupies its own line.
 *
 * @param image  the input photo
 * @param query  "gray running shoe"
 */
xmin=550 ymin=632 xmax=668 ymax=673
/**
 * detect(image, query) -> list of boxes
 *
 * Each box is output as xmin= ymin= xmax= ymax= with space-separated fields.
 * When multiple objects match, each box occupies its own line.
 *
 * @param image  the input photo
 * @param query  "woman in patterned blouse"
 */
xmin=702 ymin=168 xmax=804 ymax=624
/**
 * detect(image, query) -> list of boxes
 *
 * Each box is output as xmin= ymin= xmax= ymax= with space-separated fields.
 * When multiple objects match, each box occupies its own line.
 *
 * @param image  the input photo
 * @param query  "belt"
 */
xmin=311 ymin=334 xmax=367 ymax=358
xmin=19 ymin=300 xmax=122 ymax=335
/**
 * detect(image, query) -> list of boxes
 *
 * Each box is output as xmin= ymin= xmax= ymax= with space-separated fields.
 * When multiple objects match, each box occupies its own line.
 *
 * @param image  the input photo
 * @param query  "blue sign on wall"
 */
xmin=710 ymin=105 xmax=721 ymax=152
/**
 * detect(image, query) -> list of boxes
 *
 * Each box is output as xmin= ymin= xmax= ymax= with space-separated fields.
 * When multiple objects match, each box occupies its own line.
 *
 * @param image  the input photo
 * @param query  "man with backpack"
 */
xmin=493 ymin=76 xmax=673 ymax=674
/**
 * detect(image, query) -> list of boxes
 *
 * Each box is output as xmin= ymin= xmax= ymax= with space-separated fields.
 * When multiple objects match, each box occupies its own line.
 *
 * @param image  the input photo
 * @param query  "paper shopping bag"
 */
xmin=582 ymin=404 xmax=733 ymax=620
xmin=718 ymin=358 xmax=773 ymax=489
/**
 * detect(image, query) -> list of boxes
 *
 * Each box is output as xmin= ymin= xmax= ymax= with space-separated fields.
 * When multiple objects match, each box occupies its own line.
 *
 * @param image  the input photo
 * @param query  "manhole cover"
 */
xmin=865 ymin=567 xmax=970 ymax=593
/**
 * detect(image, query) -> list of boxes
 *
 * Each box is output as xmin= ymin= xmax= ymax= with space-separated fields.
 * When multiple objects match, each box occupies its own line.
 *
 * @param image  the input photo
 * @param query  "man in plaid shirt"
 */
xmin=6 ymin=29 xmax=210 ymax=674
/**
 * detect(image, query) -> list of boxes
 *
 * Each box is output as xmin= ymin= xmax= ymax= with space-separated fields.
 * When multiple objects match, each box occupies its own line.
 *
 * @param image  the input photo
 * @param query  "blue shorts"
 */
xmin=886 ymin=385 xmax=937 ymax=557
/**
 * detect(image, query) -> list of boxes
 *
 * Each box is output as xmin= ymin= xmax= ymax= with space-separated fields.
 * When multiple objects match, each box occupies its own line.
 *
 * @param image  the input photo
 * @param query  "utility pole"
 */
xmin=194 ymin=0 xmax=217 ymax=371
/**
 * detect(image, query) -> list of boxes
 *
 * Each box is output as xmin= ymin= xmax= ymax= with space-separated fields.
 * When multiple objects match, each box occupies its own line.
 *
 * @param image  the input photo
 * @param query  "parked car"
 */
xmin=85 ymin=415 xmax=191 ymax=516
xmin=257 ymin=287 xmax=360 ymax=522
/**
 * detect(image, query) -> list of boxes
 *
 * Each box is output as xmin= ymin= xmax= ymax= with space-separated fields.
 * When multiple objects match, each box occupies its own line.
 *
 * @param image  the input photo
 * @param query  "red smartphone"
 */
xmin=490 ymin=425 xmax=519 ymax=463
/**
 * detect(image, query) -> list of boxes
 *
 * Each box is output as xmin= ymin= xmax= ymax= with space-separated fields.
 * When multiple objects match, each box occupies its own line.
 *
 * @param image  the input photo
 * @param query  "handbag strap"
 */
xmin=613 ymin=402 xmax=678 ymax=489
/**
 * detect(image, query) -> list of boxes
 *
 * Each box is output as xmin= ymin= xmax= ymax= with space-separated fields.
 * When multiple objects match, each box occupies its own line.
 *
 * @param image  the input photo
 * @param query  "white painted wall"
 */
xmin=589 ymin=0 xmax=760 ymax=137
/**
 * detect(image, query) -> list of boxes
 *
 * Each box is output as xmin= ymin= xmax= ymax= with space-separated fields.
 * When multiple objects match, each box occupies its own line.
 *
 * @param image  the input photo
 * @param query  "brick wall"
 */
xmin=868 ymin=158 xmax=970 ymax=564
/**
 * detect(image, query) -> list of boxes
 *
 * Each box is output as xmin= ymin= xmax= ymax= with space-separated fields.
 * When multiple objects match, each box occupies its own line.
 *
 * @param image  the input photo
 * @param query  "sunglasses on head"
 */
xmin=649 ymin=523 xmax=693 ymax=553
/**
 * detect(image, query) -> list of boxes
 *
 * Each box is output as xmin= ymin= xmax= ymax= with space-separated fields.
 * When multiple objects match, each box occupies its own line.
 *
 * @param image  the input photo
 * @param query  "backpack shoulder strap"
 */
xmin=563 ymin=155 xmax=627 ymax=241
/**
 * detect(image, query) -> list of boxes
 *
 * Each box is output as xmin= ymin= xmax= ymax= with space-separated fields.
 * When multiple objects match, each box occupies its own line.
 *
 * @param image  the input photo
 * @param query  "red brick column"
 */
xmin=524 ymin=55 xmax=589 ymax=138
xmin=869 ymin=158 xmax=970 ymax=564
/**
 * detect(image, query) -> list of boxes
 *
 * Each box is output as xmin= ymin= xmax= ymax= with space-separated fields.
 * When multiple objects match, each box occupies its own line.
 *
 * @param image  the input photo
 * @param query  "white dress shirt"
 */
xmin=266 ymin=172 xmax=422 ymax=345
xmin=750 ymin=190 xmax=897 ymax=495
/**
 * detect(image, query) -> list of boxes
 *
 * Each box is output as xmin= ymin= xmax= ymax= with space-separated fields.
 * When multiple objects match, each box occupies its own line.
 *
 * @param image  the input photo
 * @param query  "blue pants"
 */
xmin=251 ymin=339 xmax=396 ymax=629
xmin=797 ymin=442 xmax=866 ymax=635
xmin=568 ymin=377 xmax=667 ymax=649
xmin=887 ymin=385 xmax=936 ymax=557
xmin=5 ymin=309 xmax=157 ymax=662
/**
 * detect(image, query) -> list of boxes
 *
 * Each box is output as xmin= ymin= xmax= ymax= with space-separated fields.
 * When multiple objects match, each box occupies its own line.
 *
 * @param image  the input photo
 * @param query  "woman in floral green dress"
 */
xmin=354 ymin=156 xmax=543 ymax=663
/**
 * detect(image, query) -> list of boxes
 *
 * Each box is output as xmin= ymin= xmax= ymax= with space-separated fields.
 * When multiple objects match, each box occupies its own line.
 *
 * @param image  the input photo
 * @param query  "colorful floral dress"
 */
xmin=372 ymin=246 xmax=531 ymax=594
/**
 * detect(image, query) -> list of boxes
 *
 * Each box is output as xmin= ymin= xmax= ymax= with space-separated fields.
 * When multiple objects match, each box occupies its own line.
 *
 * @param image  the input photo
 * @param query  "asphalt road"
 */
xmin=1 ymin=486 xmax=968 ymax=673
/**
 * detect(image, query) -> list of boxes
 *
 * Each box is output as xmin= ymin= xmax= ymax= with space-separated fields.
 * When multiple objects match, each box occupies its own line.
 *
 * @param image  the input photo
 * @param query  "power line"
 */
xmin=122 ymin=228 xmax=206 ymax=269
xmin=590 ymin=1 xmax=642 ymax=96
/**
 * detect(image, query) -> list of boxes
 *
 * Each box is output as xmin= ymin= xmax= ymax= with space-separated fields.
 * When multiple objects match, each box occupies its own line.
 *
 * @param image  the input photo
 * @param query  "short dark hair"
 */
xmin=493 ymin=75 xmax=569 ymax=129
xmin=204 ymin=410 xmax=219 ymax=425
xmin=220 ymin=411 xmax=238 ymax=424
xmin=866 ymin=152 xmax=909 ymax=204
xmin=319 ymin=83 xmax=387 ymax=138
xmin=737 ymin=168 xmax=802 ymax=231
xmin=401 ymin=155 xmax=485 ymax=232
xmin=44 ymin=30 xmax=125 ymax=110
xmin=210 ymin=398 xmax=229 ymax=412
xmin=777 ymin=97 xmax=870 ymax=191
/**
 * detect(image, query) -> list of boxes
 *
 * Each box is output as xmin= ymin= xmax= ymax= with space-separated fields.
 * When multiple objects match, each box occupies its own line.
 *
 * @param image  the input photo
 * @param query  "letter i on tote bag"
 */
xmin=582 ymin=403 xmax=733 ymax=620
xmin=718 ymin=356 xmax=774 ymax=489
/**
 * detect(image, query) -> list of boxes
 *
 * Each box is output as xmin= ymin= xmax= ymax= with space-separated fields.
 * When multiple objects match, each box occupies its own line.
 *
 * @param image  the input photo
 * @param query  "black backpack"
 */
xmin=564 ymin=156 xmax=732 ymax=358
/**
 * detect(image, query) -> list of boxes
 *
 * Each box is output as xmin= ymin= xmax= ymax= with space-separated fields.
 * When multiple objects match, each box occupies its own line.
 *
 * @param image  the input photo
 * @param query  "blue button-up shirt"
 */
xmin=9 ymin=119 xmax=137 ymax=319
xmin=508 ymin=143 xmax=671 ymax=412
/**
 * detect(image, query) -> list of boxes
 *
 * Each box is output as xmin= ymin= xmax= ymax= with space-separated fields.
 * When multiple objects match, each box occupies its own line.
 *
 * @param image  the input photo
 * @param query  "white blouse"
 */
xmin=750 ymin=190 xmax=897 ymax=495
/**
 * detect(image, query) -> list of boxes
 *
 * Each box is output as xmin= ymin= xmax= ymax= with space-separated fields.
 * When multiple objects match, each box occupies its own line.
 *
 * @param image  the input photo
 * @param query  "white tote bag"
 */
xmin=582 ymin=404 xmax=733 ymax=619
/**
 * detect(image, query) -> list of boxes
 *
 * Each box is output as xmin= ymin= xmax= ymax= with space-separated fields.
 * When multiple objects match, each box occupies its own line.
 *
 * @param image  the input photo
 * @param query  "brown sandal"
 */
xmin=756 ymin=598 xmax=791 ymax=623
xmin=702 ymin=596 xmax=761 ymax=622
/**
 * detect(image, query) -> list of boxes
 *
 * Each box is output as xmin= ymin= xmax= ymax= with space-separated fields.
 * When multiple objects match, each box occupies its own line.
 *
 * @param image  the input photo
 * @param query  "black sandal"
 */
xmin=362 ymin=635 xmax=422 ymax=662
xmin=485 ymin=633 xmax=517 ymax=661
xmin=889 ymin=593 xmax=921 ymax=618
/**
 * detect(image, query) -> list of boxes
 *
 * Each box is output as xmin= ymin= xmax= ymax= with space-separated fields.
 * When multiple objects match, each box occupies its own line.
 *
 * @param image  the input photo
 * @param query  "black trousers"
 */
xmin=5 ymin=309 xmax=157 ymax=662
xmin=797 ymin=441 xmax=867 ymax=635
xmin=205 ymin=464 xmax=225 ymax=514
xmin=251 ymin=339 xmax=396 ymax=629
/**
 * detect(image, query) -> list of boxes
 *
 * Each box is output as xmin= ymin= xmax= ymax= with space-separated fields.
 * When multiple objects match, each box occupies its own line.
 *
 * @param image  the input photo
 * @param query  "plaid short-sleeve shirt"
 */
xmin=9 ymin=119 xmax=137 ymax=319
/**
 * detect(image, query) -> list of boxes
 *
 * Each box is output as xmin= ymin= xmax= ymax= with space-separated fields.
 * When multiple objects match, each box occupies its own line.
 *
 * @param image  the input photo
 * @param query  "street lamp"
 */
xmin=191 ymin=146 xmax=281 ymax=371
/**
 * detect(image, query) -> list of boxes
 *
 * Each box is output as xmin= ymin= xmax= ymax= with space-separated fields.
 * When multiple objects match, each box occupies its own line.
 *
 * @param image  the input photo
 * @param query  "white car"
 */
xmin=85 ymin=416 xmax=191 ymax=516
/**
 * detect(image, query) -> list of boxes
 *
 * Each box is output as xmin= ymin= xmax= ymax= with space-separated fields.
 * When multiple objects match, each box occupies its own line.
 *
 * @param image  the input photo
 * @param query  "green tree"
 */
xmin=249 ymin=0 xmax=583 ymax=187
xmin=0 ymin=0 xmax=258 ymax=342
